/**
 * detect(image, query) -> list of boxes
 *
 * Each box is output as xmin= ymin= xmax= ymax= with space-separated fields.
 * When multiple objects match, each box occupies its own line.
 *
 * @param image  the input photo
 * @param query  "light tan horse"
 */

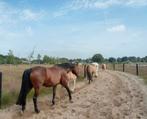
xmin=84 ymin=63 xmax=98 ymax=84
xmin=91 ymin=62 xmax=99 ymax=77
xmin=67 ymin=71 xmax=77 ymax=92
xmin=56 ymin=62 xmax=85 ymax=92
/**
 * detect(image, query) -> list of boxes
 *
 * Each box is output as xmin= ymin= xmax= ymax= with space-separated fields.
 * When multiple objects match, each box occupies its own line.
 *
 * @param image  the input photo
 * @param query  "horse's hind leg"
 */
xmin=33 ymin=88 xmax=40 ymax=113
xmin=87 ymin=72 xmax=92 ymax=84
xmin=52 ymin=85 xmax=57 ymax=105
xmin=22 ymin=87 xmax=32 ymax=112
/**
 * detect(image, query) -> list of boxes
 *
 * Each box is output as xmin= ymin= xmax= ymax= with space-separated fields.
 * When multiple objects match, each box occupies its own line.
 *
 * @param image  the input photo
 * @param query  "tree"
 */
xmin=59 ymin=58 xmax=68 ymax=63
xmin=43 ymin=55 xmax=56 ymax=64
xmin=108 ymin=57 xmax=116 ymax=63
xmin=7 ymin=50 xmax=15 ymax=64
xmin=137 ymin=57 xmax=141 ymax=62
xmin=128 ymin=56 xmax=137 ymax=62
xmin=117 ymin=57 xmax=122 ymax=63
xmin=37 ymin=54 xmax=41 ymax=64
xmin=28 ymin=49 xmax=35 ymax=64
xmin=0 ymin=54 xmax=5 ymax=64
xmin=92 ymin=54 xmax=104 ymax=63
xmin=142 ymin=56 xmax=147 ymax=62
xmin=121 ymin=56 xmax=128 ymax=62
xmin=43 ymin=55 xmax=49 ymax=64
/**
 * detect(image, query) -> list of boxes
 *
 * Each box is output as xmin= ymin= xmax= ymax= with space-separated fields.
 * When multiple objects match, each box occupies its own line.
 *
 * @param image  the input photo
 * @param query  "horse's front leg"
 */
xmin=61 ymin=79 xmax=73 ymax=103
xmin=72 ymin=79 xmax=76 ymax=92
xmin=52 ymin=85 xmax=57 ymax=105
xmin=89 ymin=79 xmax=91 ymax=84
xmin=68 ymin=80 xmax=74 ymax=93
xmin=33 ymin=88 xmax=40 ymax=113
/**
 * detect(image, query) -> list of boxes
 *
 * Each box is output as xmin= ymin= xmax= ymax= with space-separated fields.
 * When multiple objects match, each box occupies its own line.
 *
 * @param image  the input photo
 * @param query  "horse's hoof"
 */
xmin=69 ymin=100 xmax=73 ymax=103
xmin=70 ymin=90 xmax=74 ymax=93
xmin=51 ymin=103 xmax=55 ymax=107
xmin=35 ymin=109 xmax=40 ymax=114
xmin=19 ymin=110 xmax=24 ymax=116
xmin=52 ymin=101 xmax=55 ymax=105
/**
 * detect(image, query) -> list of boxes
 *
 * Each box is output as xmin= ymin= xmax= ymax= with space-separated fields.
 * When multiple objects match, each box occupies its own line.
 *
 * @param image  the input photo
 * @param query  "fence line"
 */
xmin=123 ymin=64 xmax=125 ymax=72
xmin=109 ymin=63 xmax=147 ymax=76
xmin=136 ymin=64 xmax=139 ymax=76
xmin=0 ymin=72 xmax=2 ymax=108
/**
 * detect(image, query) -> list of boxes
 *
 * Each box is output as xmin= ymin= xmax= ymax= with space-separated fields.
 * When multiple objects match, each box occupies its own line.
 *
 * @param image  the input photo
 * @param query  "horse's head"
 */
xmin=70 ymin=63 xmax=84 ymax=78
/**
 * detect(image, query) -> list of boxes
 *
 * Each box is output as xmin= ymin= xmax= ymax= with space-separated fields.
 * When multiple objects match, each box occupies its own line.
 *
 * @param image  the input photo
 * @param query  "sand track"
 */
xmin=0 ymin=70 xmax=147 ymax=119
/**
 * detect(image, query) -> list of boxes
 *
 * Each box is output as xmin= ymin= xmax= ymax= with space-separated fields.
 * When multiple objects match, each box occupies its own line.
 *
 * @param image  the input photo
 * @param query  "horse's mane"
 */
xmin=55 ymin=63 xmax=74 ymax=69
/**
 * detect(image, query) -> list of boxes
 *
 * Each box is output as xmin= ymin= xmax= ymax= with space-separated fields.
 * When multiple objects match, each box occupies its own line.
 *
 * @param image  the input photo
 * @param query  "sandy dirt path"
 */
xmin=0 ymin=70 xmax=147 ymax=119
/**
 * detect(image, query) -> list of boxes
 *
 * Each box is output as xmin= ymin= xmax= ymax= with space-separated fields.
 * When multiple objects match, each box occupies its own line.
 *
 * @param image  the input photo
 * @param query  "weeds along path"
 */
xmin=0 ymin=70 xmax=147 ymax=119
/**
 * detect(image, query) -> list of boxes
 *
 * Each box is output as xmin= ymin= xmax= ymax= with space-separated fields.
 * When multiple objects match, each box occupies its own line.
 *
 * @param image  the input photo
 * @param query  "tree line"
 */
xmin=0 ymin=50 xmax=147 ymax=65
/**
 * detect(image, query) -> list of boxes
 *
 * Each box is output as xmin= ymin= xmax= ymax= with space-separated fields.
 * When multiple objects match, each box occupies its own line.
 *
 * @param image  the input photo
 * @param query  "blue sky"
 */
xmin=0 ymin=0 xmax=147 ymax=59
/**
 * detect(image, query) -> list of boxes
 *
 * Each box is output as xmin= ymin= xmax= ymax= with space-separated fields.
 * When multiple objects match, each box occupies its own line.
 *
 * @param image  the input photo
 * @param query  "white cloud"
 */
xmin=126 ymin=0 xmax=147 ymax=6
xmin=0 ymin=1 xmax=45 ymax=24
xmin=70 ymin=0 xmax=147 ymax=10
xmin=53 ymin=0 xmax=147 ymax=17
xmin=20 ymin=9 xmax=44 ymax=21
xmin=53 ymin=10 xmax=67 ymax=17
xmin=94 ymin=0 xmax=120 ymax=9
xmin=25 ymin=26 xmax=33 ymax=35
xmin=0 ymin=1 xmax=19 ymax=24
xmin=107 ymin=24 xmax=126 ymax=32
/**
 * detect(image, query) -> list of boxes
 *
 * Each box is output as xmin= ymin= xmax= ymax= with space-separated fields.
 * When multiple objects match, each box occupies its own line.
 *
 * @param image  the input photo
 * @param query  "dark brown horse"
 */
xmin=16 ymin=65 xmax=78 ymax=113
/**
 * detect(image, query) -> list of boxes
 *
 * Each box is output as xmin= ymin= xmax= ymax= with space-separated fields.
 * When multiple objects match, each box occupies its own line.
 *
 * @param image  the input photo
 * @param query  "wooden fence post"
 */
xmin=113 ymin=64 xmax=115 ymax=70
xmin=123 ymin=64 xmax=125 ymax=72
xmin=0 ymin=72 xmax=2 ymax=108
xmin=136 ymin=64 xmax=139 ymax=76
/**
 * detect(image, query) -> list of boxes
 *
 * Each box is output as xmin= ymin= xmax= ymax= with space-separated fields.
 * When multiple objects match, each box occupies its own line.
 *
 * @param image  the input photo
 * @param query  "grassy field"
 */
xmin=0 ymin=64 xmax=52 ymax=108
xmin=0 ymin=63 xmax=146 ymax=108
xmin=107 ymin=63 xmax=147 ymax=83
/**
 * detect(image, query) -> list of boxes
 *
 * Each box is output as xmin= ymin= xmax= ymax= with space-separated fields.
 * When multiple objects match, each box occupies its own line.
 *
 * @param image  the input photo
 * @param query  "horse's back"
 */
xmin=45 ymin=66 xmax=69 ymax=86
xmin=87 ymin=64 xmax=97 ymax=72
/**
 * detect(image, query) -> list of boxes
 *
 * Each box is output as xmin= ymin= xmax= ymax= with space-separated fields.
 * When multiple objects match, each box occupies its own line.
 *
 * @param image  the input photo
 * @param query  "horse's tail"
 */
xmin=16 ymin=68 xmax=33 ymax=106
xmin=86 ymin=66 xmax=92 ymax=81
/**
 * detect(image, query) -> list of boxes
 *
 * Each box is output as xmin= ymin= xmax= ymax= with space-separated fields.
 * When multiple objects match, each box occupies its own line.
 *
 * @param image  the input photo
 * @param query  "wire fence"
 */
xmin=107 ymin=63 xmax=147 ymax=80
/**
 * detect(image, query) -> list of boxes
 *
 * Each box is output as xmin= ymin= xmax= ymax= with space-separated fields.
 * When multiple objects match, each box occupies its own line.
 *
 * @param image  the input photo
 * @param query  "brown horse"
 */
xmin=102 ymin=63 xmax=107 ymax=70
xmin=16 ymin=66 xmax=76 ymax=113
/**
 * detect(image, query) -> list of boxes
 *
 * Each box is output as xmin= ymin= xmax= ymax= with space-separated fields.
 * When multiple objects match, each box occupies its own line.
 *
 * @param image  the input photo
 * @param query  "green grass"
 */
xmin=2 ymin=91 xmax=18 ymax=108
xmin=1 ymin=87 xmax=52 ymax=108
